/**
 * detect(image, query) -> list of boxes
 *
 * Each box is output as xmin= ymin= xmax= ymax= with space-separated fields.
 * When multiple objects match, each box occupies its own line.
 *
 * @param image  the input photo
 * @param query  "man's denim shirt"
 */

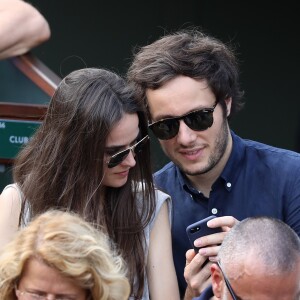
xmin=154 ymin=131 xmax=300 ymax=297
xmin=192 ymin=286 xmax=213 ymax=300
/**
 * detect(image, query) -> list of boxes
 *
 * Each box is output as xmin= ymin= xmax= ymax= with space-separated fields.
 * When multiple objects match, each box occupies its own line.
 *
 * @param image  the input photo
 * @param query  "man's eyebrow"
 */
xmin=151 ymin=113 xmax=176 ymax=122
xmin=151 ymin=105 xmax=211 ymax=122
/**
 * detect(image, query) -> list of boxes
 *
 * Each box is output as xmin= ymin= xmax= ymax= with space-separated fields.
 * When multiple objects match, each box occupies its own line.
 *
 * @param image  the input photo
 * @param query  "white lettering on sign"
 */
xmin=0 ymin=122 xmax=5 ymax=129
xmin=9 ymin=136 xmax=30 ymax=144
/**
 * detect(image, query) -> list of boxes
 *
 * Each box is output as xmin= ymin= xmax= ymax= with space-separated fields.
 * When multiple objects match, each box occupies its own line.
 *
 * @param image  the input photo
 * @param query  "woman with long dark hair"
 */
xmin=0 ymin=68 xmax=179 ymax=299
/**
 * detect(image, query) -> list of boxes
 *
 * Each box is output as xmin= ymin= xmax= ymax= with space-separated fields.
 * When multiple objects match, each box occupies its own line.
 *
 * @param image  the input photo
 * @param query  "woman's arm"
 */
xmin=0 ymin=185 xmax=22 ymax=249
xmin=147 ymin=201 xmax=180 ymax=299
xmin=0 ymin=0 xmax=50 ymax=59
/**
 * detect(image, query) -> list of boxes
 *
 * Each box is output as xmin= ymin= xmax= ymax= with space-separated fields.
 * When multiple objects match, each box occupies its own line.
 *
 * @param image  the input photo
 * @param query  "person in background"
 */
xmin=0 ymin=210 xmax=130 ymax=300
xmin=127 ymin=29 xmax=300 ymax=299
xmin=0 ymin=68 xmax=179 ymax=299
xmin=0 ymin=0 xmax=50 ymax=60
xmin=193 ymin=216 xmax=300 ymax=300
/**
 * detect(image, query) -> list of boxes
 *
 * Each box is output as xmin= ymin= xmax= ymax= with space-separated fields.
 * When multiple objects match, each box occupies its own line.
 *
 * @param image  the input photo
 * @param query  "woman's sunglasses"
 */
xmin=148 ymin=102 xmax=217 ymax=140
xmin=106 ymin=135 xmax=149 ymax=168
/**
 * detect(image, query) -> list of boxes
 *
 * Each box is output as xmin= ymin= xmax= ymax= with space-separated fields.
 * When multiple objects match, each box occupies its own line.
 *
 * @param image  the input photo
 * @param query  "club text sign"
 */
xmin=0 ymin=119 xmax=41 ymax=159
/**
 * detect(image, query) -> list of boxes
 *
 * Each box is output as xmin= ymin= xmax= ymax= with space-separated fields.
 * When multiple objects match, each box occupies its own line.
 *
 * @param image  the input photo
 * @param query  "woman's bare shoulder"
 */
xmin=0 ymin=183 xmax=22 ymax=208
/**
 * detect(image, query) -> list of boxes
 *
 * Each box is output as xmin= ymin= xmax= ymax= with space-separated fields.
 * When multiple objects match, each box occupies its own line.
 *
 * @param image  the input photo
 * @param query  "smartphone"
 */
xmin=186 ymin=215 xmax=222 ymax=253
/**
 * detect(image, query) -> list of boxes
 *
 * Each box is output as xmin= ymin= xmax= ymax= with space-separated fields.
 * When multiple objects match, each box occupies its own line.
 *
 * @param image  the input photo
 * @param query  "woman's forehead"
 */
xmin=106 ymin=113 xmax=139 ymax=147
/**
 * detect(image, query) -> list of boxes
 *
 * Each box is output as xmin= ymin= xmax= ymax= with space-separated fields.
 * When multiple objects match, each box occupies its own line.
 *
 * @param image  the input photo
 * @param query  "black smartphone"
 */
xmin=186 ymin=215 xmax=222 ymax=253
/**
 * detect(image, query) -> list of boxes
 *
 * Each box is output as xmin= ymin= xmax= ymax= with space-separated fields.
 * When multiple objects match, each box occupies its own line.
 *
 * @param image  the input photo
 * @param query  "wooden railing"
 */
xmin=0 ymin=52 xmax=61 ymax=121
xmin=0 ymin=53 xmax=61 ymax=164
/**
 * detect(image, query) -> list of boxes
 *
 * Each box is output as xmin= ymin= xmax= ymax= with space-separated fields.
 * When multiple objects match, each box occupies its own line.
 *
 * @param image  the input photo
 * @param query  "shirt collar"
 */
xmin=220 ymin=131 xmax=245 ymax=187
xmin=174 ymin=165 xmax=200 ymax=195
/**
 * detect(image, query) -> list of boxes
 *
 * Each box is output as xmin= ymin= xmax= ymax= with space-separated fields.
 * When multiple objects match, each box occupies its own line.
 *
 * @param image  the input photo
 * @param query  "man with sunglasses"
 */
xmin=127 ymin=29 xmax=300 ymax=299
xmin=193 ymin=217 xmax=300 ymax=300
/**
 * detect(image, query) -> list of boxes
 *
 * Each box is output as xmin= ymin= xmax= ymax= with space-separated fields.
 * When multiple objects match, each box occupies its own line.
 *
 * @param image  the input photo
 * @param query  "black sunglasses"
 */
xmin=106 ymin=135 xmax=149 ymax=168
xmin=148 ymin=102 xmax=217 ymax=140
xmin=217 ymin=261 xmax=240 ymax=300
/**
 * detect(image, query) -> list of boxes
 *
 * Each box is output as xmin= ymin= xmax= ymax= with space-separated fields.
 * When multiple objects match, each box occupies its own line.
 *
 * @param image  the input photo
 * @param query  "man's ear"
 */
xmin=225 ymin=97 xmax=232 ymax=117
xmin=211 ymin=263 xmax=223 ymax=299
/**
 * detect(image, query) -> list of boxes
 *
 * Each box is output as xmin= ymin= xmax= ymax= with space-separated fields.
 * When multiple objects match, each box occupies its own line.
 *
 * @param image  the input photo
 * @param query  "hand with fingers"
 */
xmin=183 ymin=216 xmax=239 ymax=299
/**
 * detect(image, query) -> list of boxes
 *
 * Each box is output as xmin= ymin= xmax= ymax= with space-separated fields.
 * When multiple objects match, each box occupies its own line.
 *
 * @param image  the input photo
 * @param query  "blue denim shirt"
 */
xmin=192 ymin=286 xmax=213 ymax=300
xmin=154 ymin=131 xmax=300 ymax=297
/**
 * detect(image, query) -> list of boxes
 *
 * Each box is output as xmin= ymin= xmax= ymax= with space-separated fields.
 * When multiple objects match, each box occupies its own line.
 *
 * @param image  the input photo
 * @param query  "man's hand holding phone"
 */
xmin=186 ymin=215 xmax=222 ymax=256
xmin=183 ymin=215 xmax=238 ymax=300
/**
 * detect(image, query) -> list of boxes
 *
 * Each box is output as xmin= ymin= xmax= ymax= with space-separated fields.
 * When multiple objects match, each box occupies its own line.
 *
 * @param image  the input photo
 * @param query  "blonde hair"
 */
xmin=0 ymin=210 xmax=130 ymax=300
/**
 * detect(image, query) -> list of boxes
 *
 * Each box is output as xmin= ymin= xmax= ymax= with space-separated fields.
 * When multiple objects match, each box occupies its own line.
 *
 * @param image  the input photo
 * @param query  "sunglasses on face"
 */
xmin=148 ymin=102 xmax=218 ymax=140
xmin=106 ymin=135 xmax=149 ymax=168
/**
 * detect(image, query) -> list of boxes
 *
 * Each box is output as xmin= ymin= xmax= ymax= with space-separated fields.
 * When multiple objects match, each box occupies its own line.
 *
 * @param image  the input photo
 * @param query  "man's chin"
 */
xmin=178 ymin=162 xmax=212 ymax=176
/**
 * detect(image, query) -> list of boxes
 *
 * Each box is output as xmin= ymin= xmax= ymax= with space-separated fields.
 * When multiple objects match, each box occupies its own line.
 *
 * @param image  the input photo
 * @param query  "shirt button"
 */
xmin=211 ymin=208 xmax=218 ymax=214
xmin=226 ymin=182 xmax=232 ymax=188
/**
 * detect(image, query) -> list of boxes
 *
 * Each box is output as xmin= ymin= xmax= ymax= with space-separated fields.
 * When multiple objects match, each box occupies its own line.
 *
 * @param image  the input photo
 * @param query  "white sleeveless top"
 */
xmin=3 ymin=183 xmax=30 ymax=227
xmin=130 ymin=188 xmax=172 ymax=300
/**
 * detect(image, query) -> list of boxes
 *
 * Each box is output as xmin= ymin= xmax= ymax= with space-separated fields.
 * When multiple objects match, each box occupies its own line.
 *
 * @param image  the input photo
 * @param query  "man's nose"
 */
xmin=176 ymin=120 xmax=197 ymax=145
